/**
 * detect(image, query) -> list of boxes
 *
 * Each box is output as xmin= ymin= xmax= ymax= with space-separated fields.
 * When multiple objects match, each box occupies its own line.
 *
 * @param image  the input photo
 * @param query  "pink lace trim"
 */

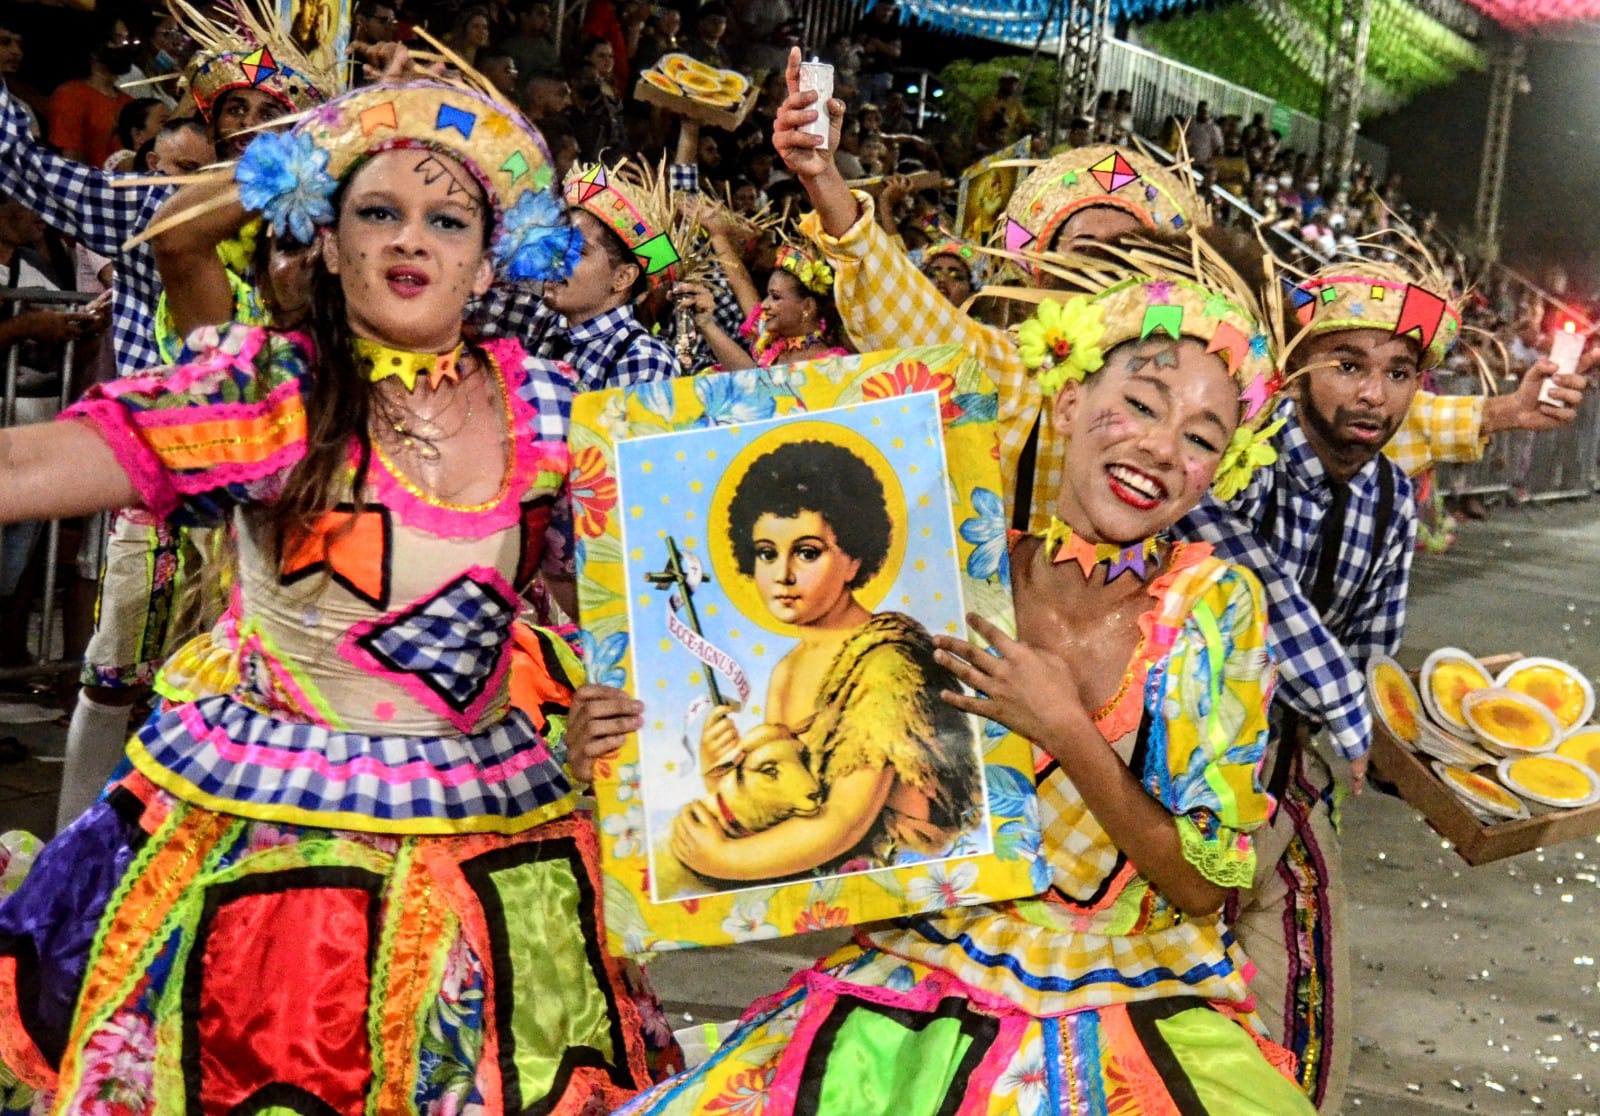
xmin=62 ymin=399 xmax=180 ymax=520
xmin=1097 ymin=540 xmax=1215 ymax=744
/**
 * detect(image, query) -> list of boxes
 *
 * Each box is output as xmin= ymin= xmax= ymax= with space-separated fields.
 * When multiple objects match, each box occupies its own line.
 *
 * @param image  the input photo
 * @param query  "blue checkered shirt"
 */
xmin=1176 ymin=400 xmax=1417 ymax=760
xmin=0 ymin=81 xmax=172 ymax=378
xmin=474 ymin=296 xmax=675 ymax=393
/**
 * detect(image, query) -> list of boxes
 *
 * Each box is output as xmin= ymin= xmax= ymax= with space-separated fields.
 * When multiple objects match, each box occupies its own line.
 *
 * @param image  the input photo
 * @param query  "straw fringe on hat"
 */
xmin=1280 ymin=225 xmax=1464 ymax=372
xmin=170 ymin=0 xmax=343 ymax=119
xmin=564 ymin=157 xmax=699 ymax=287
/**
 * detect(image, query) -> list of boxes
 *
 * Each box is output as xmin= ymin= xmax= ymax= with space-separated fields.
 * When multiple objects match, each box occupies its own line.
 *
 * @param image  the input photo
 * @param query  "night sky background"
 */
xmin=1365 ymin=36 xmax=1600 ymax=291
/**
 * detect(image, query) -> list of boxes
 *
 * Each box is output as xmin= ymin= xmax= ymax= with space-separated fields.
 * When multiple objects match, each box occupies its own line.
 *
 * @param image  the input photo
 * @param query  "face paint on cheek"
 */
xmin=1184 ymin=460 xmax=1212 ymax=494
xmin=1086 ymin=407 xmax=1121 ymax=435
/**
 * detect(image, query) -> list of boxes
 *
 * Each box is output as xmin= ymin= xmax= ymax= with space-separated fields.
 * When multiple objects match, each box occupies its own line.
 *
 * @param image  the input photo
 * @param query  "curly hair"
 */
xmin=726 ymin=440 xmax=891 ymax=589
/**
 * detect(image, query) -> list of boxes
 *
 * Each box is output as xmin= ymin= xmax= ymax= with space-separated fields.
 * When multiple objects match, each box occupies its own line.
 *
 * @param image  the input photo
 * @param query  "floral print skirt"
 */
xmin=614 ymin=942 xmax=1315 ymax=1116
xmin=0 ymin=775 xmax=672 ymax=1116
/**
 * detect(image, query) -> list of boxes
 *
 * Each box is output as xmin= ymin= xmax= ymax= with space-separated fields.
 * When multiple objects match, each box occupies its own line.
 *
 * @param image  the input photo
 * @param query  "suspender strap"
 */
xmin=1012 ymin=413 xmax=1042 ymax=531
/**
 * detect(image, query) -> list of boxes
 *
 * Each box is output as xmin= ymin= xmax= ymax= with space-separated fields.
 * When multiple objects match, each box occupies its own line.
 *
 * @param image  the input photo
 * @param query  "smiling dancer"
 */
xmin=575 ymin=212 xmax=1317 ymax=1109
xmin=0 ymin=74 xmax=661 ymax=1114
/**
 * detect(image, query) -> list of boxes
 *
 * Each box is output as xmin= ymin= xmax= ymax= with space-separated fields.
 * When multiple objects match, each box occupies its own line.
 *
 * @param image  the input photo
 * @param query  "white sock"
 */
xmin=56 ymin=693 xmax=133 ymax=834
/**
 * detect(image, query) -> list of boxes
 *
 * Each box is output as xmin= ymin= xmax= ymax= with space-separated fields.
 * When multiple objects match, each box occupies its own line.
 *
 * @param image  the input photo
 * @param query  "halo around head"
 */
xmin=233 ymin=80 xmax=579 ymax=283
xmin=1002 ymin=144 xmax=1208 ymax=258
xmin=708 ymin=420 xmax=906 ymax=637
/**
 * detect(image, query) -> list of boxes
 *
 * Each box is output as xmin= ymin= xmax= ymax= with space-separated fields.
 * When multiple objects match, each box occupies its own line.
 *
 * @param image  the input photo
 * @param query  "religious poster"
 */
xmin=279 ymin=0 xmax=349 ymax=74
xmin=574 ymin=347 xmax=1039 ymax=955
xmin=956 ymin=136 xmax=1032 ymax=244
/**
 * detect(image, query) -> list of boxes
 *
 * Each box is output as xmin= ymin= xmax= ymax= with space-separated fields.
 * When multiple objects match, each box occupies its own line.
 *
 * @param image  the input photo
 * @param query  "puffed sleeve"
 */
xmin=1142 ymin=564 xmax=1276 ymax=889
xmin=61 ymin=323 xmax=312 ymax=527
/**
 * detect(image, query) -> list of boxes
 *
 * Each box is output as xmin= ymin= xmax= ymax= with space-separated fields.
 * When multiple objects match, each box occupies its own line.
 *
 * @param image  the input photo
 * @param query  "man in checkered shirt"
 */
xmin=1174 ymin=262 xmax=1463 ymax=1114
xmin=476 ymin=157 xmax=677 ymax=392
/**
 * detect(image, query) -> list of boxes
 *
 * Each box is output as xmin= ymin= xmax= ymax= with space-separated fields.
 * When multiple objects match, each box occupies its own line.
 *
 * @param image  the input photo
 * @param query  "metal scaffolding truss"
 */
xmin=1053 ymin=0 xmax=1111 ymax=135
xmin=1320 ymin=0 xmax=1375 ymax=183
xmin=1473 ymin=34 xmax=1525 ymax=261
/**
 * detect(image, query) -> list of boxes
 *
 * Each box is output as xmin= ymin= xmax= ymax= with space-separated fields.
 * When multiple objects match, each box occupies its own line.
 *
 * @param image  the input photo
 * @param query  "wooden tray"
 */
xmin=634 ymin=75 xmax=758 ymax=131
xmin=1369 ymin=652 xmax=1600 ymax=864
xmin=844 ymin=169 xmax=944 ymax=199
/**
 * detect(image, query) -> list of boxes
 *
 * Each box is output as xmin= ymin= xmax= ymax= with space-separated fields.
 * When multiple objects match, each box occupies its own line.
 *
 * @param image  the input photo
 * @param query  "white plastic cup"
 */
xmin=798 ymin=59 xmax=834 ymax=150
xmin=1540 ymin=326 xmax=1585 ymax=408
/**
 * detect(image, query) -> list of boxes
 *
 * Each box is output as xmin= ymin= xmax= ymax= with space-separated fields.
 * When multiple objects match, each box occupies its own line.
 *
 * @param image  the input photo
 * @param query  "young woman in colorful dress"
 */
xmin=0 ymin=75 xmax=666 ymax=1115
xmin=673 ymin=242 xmax=850 ymax=371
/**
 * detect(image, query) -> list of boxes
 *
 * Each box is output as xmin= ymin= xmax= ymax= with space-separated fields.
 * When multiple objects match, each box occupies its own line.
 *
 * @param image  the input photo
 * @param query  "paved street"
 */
xmin=3 ymin=500 xmax=1599 ymax=1113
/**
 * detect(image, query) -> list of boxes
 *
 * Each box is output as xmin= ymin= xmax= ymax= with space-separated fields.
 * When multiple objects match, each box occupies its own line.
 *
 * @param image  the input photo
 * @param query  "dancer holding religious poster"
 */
xmin=571 ymin=348 xmax=1039 ymax=954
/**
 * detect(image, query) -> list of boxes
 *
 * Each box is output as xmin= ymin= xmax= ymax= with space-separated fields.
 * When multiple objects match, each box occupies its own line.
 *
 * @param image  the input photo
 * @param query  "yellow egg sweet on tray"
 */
xmin=1461 ymin=687 xmax=1561 ymax=757
xmin=1431 ymin=760 xmax=1529 ymax=821
xmin=1497 ymin=754 xmax=1600 ymax=810
xmin=1555 ymin=725 xmax=1600 ymax=774
xmin=718 ymin=70 xmax=749 ymax=94
xmin=643 ymin=70 xmax=684 ymax=95
xmin=1495 ymin=658 xmax=1595 ymax=730
xmin=675 ymin=69 xmax=722 ymax=95
xmin=1420 ymin=647 xmax=1492 ymax=734
xmin=1367 ymin=656 xmax=1424 ymax=746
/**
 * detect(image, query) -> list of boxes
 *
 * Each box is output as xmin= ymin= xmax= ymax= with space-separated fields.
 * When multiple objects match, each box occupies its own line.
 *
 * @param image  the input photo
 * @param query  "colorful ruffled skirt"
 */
xmin=0 ymin=773 xmax=671 ymax=1116
xmin=615 ymin=942 xmax=1314 ymax=1116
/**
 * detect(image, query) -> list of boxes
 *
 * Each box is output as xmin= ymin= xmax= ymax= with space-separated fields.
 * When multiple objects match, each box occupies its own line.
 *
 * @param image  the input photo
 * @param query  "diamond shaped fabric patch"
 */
xmin=343 ymin=566 xmax=518 ymax=730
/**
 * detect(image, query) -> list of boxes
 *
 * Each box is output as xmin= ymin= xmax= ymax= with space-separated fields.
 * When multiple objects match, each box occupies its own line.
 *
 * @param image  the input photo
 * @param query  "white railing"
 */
xmin=1096 ymin=36 xmax=1389 ymax=178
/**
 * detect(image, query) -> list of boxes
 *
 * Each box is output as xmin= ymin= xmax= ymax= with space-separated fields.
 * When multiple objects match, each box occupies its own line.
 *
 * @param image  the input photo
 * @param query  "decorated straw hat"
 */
xmin=773 ymin=242 xmax=834 ymax=296
xmin=170 ymin=0 xmax=340 ymax=120
xmin=911 ymin=235 xmax=989 ymax=288
xmin=1284 ymin=258 xmax=1462 ymax=371
xmin=564 ymin=159 xmax=685 ymax=288
xmin=228 ymin=79 xmax=577 ymax=282
xmin=1001 ymin=144 xmax=1207 ymax=258
xmin=1012 ymin=233 xmax=1286 ymax=499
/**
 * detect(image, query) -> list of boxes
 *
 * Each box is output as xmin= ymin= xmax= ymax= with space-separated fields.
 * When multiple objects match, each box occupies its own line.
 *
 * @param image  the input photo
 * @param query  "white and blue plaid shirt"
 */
xmin=1177 ymin=400 xmax=1417 ymax=761
xmin=0 ymin=82 xmax=173 ymax=378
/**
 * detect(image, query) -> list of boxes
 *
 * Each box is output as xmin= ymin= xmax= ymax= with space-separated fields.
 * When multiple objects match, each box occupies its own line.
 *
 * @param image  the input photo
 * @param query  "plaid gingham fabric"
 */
xmin=134 ymin=695 xmax=573 ymax=824
xmin=0 ymin=81 xmax=172 ymax=377
xmin=1177 ymin=401 xmax=1417 ymax=761
xmin=357 ymin=574 xmax=515 ymax=710
xmin=799 ymin=194 xmax=1053 ymax=533
xmin=1383 ymin=389 xmax=1487 ymax=476
xmin=513 ymin=352 xmax=579 ymax=579
xmin=475 ymin=296 xmax=675 ymax=392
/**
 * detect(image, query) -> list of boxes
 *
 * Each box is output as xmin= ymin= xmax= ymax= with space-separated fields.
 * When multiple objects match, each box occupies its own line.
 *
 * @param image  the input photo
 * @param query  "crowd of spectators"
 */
xmin=0 ymin=0 xmax=1592 ymax=548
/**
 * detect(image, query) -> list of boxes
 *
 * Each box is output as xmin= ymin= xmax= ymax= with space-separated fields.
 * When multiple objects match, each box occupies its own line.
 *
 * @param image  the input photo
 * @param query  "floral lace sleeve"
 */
xmin=61 ymin=323 xmax=312 ymax=526
xmin=1140 ymin=563 xmax=1276 ymax=889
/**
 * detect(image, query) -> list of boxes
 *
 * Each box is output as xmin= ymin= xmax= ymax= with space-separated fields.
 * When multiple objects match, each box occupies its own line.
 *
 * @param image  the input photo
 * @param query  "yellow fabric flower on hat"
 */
xmin=1212 ymin=417 xmax=1286 ymax=500
xmin=1017 ymin=297 xmax=1106 ymax=395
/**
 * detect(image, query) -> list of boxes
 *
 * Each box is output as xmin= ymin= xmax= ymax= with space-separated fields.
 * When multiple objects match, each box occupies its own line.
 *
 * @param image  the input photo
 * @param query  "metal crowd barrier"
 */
xmin=1432 ymin=369 xmax=1600 ymax=502
xmin=0 ymin=284 xmax=98 ymax=680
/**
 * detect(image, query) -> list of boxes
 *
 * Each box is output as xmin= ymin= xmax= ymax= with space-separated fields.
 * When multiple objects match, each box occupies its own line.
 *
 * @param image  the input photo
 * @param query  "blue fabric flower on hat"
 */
xmin=495 ymin=190 xmax=583 ymax=282
xmin=234 ymin=130 xmax=338 ymax=245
